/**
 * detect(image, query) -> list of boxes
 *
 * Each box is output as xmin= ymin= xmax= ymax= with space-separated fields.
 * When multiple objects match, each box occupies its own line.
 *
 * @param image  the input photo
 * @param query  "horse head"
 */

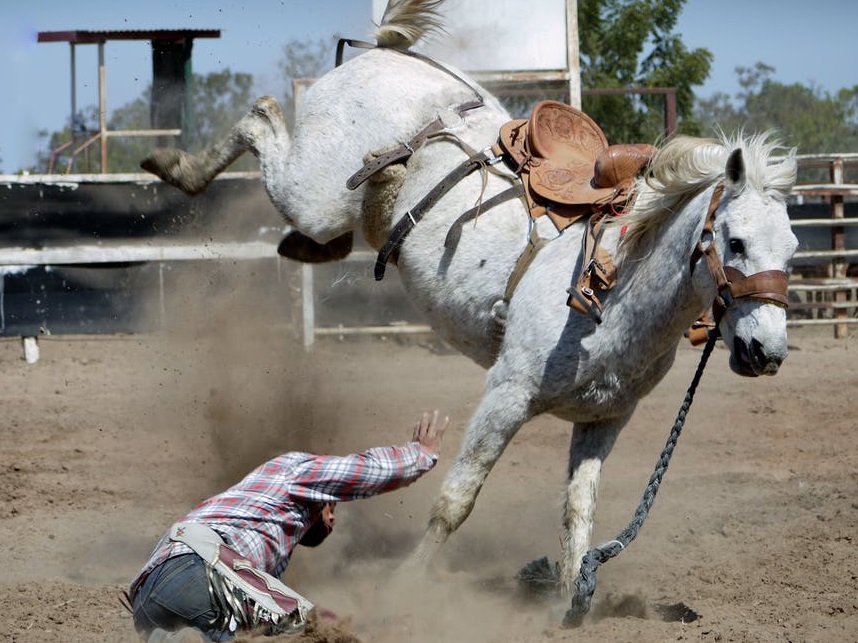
xmin=706 ymin=136 xmax=798 ymax=376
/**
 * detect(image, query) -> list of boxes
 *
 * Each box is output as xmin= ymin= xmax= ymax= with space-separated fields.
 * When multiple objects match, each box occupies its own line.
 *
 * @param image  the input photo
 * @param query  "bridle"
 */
xmin=690 ymin=181 xmax=790 ymax=326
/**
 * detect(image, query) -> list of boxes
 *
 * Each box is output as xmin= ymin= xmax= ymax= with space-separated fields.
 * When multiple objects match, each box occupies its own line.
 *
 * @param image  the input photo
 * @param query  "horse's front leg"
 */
xmin=141 ymin=96 xmax=288 ymax=196
xmin=560 ymin=417 xmax=629 ymax=597
xmin=407 ymin=378 xmax=534 ymax=568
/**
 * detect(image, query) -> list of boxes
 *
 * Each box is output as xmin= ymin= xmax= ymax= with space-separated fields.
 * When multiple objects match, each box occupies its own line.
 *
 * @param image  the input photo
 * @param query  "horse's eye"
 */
xmin=729 ymin=238 xmax=745 ymax=255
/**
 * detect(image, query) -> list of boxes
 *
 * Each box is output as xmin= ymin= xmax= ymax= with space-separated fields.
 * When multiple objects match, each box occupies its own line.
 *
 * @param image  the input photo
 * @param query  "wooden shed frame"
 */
xmin=37 ymin=29 xmax=220 ymax=173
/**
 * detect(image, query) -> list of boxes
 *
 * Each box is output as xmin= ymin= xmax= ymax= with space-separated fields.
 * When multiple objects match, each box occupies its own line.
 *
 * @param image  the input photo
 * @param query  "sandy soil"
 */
xmin=0 ymin=266 xmax=855 ymax=642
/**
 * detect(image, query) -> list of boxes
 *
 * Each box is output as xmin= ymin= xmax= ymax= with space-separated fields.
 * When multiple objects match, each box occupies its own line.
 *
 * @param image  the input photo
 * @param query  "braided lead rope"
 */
xmin=563 ymin=330 xmax=719 ymax=628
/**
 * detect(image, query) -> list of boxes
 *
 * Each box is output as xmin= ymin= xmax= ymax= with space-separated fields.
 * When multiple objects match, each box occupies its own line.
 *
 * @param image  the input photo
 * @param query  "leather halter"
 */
xmin=690 ymin=181 xmax=790 ymax=324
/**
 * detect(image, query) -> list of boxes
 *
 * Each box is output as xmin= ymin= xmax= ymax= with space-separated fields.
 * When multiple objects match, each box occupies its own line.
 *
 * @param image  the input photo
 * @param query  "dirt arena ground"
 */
xmin=0 ymin=266 xmax=855 ymax=642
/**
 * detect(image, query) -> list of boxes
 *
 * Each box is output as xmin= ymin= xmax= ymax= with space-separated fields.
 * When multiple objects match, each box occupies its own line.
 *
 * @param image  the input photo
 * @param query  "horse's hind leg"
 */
xmin=141 ymin=96 xmax=288 ymax=196
xmin=407 ymin=378 xmax=534 ymax=568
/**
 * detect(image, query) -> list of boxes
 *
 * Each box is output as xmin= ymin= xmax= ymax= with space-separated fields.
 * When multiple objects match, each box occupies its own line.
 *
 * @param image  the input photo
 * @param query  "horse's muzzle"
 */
xmin=731 ymin=336 xmax=784 ymax=377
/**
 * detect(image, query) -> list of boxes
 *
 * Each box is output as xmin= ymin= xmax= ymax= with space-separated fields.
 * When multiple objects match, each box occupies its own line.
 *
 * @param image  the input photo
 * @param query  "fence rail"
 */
xmin=0 ymin=241 xmax=279 ymax=265
xmin=0 ymin=241 xmax=286 ymax=351
xmin=788 ymin=153 xmax=858 ymax=337
xmin=1 ymin=150 xmax=857 ymax=353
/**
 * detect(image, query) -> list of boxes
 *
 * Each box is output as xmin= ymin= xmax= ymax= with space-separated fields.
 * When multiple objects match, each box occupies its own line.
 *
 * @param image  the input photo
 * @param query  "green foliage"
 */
xmin=695 ymin=62 xmax=858 ymax=154
xmin=103 ymin=96 xmax=151 ymax=174
xmin=190 ymin=70 xmax=255 ymax=150
xmin=578 ymin=0 xmax=712 ymax=143
xmin=276 ymin=37 xmax=339 ymax=131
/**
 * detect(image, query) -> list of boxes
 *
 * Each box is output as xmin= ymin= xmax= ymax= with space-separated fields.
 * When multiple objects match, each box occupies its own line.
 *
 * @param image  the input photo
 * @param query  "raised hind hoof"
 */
xmin=140 ymin=148 xmax=211 ymax=196
xmin=277 ymin=231 xmax=353 ymax=263
xmin=251 ymin=95 xmax=284 ymax=122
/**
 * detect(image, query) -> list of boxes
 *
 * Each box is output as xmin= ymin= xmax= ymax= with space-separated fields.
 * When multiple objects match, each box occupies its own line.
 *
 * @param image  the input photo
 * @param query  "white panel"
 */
xmin=371 ymin=0 xmax=568 ymax=71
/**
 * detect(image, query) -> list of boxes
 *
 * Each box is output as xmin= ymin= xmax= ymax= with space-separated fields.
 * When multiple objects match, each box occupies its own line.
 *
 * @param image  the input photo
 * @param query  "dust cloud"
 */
xmin=119 ymin=182 xmax=554 ymax=643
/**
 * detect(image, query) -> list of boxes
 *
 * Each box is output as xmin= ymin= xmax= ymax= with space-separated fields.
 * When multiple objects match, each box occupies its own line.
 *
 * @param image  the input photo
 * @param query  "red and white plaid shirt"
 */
xmin=131 ymin=442 xmax=437 ymax=594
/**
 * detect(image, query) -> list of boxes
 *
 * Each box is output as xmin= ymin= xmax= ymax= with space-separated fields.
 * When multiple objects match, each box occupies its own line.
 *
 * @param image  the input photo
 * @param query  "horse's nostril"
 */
xmin=751 ymin=338 xmax=765 ymax=364
xmin=751 ymin=338 xmax=783 ymax=373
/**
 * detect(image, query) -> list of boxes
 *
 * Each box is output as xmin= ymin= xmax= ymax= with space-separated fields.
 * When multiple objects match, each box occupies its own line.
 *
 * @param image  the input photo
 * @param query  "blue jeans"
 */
xmin=132 ymin=554 xmax=232 ymax=642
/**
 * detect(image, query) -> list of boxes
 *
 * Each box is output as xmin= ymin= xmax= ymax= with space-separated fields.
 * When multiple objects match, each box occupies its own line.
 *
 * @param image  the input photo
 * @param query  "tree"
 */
xmin=695 ymin=62 xmax=858 ymax=155
xmin=190 ymin=70 xmax=256 ymax=152
xmin=275 ymin=37 xmax=340 ymax=131
xmin=578 ymin=0 xmax=713 ymax=143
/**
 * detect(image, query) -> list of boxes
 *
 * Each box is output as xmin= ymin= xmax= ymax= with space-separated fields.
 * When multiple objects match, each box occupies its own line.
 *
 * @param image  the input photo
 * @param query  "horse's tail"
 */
xmin=375 ymin=0 xmax=446 ymax=51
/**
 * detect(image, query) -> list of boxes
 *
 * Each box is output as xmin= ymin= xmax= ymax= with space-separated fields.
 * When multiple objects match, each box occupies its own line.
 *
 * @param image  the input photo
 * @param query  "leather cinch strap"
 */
xmin=347 ymin=101 xmax=483 ymax=190
xmin=444 ymin=184 xmax=524 ymax=251
xmin=375 ymin=148 xmax=500 ymax=280
xmin=347 ymin=117 xmax=445 ymax=189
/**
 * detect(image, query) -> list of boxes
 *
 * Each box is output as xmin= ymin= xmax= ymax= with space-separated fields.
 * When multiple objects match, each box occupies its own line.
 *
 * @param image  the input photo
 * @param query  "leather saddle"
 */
xmin=495 ymin=100 xmax=657 ymax=321
xmin=497 ymin=100 xmax=655 ymax=231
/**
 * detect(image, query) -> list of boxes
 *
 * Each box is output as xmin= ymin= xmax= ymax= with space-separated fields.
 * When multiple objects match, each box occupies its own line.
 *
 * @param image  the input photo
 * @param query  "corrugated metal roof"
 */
xmin=37 ymin=29 xmax=220 ymax=44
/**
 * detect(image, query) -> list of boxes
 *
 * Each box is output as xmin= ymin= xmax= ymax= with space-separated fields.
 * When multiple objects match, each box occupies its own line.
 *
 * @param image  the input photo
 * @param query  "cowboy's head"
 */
xmin=298 ymin=502 xmax=336 ymax=548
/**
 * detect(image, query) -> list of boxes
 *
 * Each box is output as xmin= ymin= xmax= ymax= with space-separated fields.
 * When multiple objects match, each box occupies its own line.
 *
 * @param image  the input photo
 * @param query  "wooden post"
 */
xmin=98 ymin=41 xmax=107 ymax=173
xmin=70 ymin=42 xmax=77 ymax=157
xmin=664 ymin=88 xmax=677 ymax=139
xmin=830 ymin=158 xmax=847 ymax=338
xmin=22 ymin=336 xmax=39 ymax=364
xmin=302 ymin=264 xmax=315 ymax=350
xmin=566 ymin=0 xmax=581 ymax=109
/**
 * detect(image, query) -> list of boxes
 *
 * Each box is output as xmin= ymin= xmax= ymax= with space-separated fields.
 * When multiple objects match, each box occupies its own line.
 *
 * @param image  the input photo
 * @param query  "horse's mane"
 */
xmin=375 ymin=0 xmax=446 ymax=50
xmin=615 ymin=131 xmax=797 ymax=262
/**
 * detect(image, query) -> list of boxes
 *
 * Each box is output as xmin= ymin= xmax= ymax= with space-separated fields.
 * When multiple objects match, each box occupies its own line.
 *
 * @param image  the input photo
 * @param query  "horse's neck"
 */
xmin=610 ymin=188 xmax=712 ymax=343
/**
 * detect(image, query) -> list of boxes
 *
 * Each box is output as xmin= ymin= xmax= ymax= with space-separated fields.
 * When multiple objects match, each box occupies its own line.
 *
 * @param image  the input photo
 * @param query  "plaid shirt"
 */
xmin=131 ymin=441 xmax=437 ymax=594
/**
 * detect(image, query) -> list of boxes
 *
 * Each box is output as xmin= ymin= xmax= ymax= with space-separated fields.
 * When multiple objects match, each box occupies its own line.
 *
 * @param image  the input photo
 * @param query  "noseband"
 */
xmin=690 ymin=181 xmax=790 ymax=324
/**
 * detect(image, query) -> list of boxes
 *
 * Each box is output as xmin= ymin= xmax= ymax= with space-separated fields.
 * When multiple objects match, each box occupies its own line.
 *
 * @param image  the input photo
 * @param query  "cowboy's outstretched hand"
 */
xmin=412 ymin=410 xmax=448 ymax=457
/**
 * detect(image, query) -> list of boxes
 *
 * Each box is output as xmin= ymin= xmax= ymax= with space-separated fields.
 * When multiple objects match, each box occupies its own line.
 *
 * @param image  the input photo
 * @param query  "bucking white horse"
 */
xmin=141 ymin=0 xmax=798 ymax=624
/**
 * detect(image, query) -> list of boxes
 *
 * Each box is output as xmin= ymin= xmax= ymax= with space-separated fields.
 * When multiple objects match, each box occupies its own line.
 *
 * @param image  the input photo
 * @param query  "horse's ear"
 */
xmin=725 ymin=148 xmax=745 ymax=188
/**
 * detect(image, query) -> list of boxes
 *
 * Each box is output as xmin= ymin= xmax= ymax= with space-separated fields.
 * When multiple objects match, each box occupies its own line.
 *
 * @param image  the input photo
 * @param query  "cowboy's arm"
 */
xmin=288 ymin=410 xmax=448 ymax=502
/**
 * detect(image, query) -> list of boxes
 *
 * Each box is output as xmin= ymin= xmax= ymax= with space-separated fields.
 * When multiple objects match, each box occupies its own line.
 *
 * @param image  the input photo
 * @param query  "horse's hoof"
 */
xmin=252 ymin=96 xmax=284 ymax=122
xmin=516 ymin=556 xmax=561 ymax=602
xmin=652 ymin=601 xmax=700 ymax=623
xmin=140 ymin=148 xmax=209 ymax=196
xmin=277 ymin=231 xmax=353 ymax=263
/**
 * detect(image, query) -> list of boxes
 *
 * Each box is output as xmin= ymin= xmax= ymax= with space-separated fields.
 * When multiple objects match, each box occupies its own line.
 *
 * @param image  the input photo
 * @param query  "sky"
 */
xmin=1 ymin=0 xmax=856 ymax=173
